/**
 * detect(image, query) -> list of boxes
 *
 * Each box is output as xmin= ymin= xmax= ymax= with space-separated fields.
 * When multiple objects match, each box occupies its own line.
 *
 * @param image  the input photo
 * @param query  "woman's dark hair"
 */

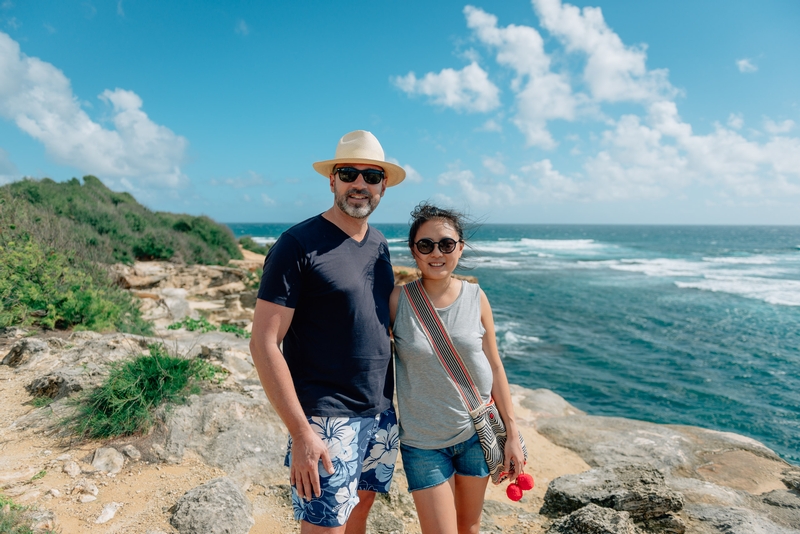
xmin=408 ymin=202 xmax=468 ymax=248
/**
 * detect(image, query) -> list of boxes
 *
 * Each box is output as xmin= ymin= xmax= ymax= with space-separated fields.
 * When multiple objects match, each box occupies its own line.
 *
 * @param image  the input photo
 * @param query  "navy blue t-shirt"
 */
xmin=257 ymin=214 xmax=394 ymax=417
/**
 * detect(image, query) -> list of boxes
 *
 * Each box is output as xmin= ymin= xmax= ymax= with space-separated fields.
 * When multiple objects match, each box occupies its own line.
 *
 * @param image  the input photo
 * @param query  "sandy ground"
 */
xmin=1 ymin=355 xmax=591 ymax=533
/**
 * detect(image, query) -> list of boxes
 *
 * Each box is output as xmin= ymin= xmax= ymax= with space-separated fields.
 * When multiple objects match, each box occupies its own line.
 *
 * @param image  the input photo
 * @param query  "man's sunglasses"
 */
xmin=335 ymin=167 xmax=385 ymax=185
xmin=413 ymin=238 xmax=462 ymax=255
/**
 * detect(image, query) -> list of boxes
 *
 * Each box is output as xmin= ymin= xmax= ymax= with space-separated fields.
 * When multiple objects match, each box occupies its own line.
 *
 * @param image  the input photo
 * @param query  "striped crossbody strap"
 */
xmin=403 ymin=279 xmax=483 ymax=412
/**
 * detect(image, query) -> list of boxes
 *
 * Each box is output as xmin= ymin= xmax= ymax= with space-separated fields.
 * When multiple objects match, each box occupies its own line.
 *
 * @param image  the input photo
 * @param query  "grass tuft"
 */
xmin=0 ymin=493 xmax=59 ymax=534
xmin=64 ymin=344 xmax=227 ymax=439
xmin=168 ymin=317 xmax=251 ymax=338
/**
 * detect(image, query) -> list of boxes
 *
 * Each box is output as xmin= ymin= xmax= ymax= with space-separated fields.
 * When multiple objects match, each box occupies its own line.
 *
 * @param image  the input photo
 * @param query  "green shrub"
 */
xmin=238 ymin=235 xmax=270 ymax=255
xmin=65 ymin=344 xmax=227 ymax=439
xmin=1 ymin=176 xmax=243 ymax=265
xmin=0 ymin=234 xmax=151 ymax=334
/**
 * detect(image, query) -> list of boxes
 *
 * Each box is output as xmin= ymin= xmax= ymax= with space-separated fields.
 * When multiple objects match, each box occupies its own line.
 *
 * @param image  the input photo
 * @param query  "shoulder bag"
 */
xmin=403 ymin=279 xmax=528 ymax=484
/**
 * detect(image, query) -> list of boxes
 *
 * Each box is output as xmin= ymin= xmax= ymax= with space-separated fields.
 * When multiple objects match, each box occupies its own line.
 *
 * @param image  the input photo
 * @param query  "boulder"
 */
xmin=685 ymin=503 xmax=800 ymax=534
xmin=91 ymin=447 xmax=125 ymax=475
xmin=26 ymin=368 xmax=85 ymax=400
xmin=2 ymin=338 xmax=49 ymax=368
xmin=547 ymin=503 xmax=643 ymax=534
xmin=782 ymin=468 xmax=800 ymax=492
xmin=541 ymin=465 xmax=683 ymax=521
xmin=152 ymin=392 xmax=286 ymax=486
xmin=121 ymin=444 xmax=142 ymax=461
xmin=536 ymin=415 xmax=784 ymax=476
xmin=170 ymin=477 xmax=254 ymax=534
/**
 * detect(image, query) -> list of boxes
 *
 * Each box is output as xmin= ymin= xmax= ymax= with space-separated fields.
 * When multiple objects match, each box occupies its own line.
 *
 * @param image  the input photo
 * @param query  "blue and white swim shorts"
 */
xmin=284 ymin=406 xmax=399 ymax=528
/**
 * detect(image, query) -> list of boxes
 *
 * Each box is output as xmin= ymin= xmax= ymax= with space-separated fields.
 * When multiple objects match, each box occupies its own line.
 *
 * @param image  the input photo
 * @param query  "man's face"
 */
xmin=330 ymin=164 xmax=387 ymax=220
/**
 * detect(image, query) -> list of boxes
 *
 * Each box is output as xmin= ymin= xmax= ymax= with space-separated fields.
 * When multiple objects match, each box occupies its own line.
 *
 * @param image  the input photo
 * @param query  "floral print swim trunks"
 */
xmin=284 ymin=406 xmax=399 ymax=527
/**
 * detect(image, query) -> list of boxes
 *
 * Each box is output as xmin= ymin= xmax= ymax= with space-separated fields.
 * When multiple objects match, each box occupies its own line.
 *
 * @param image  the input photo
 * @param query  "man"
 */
xmin=250 ymin=130 xmax=406 ymax=534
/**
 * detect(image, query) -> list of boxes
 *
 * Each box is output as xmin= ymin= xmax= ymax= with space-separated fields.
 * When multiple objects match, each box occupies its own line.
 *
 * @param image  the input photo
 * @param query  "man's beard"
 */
xmin=336 ymin=188 xmax=380 ymax=219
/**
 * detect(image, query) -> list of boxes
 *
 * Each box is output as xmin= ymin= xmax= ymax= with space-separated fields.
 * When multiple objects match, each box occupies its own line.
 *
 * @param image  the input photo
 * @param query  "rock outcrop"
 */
xmin=1 ymin=259 xmax=798 ymax=533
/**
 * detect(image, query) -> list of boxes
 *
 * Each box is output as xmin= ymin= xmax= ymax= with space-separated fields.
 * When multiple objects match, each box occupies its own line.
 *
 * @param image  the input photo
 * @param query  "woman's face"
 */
xmin=410 ymin=218 xmax=464 ymax=281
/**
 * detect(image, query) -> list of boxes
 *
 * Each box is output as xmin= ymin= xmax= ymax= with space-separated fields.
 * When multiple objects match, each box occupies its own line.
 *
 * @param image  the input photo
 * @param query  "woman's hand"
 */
xmin=503 ymin=432 xmax=526 ymax=482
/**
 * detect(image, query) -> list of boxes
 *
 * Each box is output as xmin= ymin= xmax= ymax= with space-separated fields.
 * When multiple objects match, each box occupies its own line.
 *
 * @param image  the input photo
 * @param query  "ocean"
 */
xmin=227 ymin=223 xmax=800 ymax=464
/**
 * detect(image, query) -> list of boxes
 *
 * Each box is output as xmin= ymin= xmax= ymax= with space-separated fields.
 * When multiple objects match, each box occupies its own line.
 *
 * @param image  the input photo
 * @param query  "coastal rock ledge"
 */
xmin=1 ymin=327 xmax=798 ymax=533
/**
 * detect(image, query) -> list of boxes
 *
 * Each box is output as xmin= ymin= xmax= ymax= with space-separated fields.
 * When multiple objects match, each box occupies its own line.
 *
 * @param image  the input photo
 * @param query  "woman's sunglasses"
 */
xmin=335 ymin=167 xmax=385 ymax=185
xmin=413 ymin=238 xmax=462 ymax=255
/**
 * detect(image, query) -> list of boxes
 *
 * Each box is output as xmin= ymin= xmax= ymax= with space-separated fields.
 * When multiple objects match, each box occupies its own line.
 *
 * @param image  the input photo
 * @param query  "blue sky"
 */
xmin=1 ymin=0 xmax=799 ymax=224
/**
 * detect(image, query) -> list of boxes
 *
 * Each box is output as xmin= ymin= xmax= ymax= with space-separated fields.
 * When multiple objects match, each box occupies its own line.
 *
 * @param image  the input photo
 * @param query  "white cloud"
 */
xmin=477 ymin=118 xmax=502 ymax=132
xmin=2 ymin=2 xmax=15 ymax=9
xmin=763 ymin=118 xmax=795 ymax=135
xmin=482 ymin=154 xmax=507 ymax=175
xmin=235 ymin=19 xmax=249 ymax=36
xmin=261 ymin=193 xmax=275 ymax=206
xmin=465 ymin=5 xmax=577 ymax=148
xmin=392 ymin=61 xmax=500 ymax=113
xmin=0 ymin=31 xmax=188 ymax=188
xmin=387 ymin=157 xmax=423 ymax=183
xmin=117 ymin=0 xmax=124 ymax=16
xmin=531 ymin=0 xmax=677 ymax=103
xmin=727 ymin=113 xmax=744 ymax=130
xmin=586 ymin=101 xmax=800 ymax=199
xmin=736 ymin=58 xmax=758 ymax=73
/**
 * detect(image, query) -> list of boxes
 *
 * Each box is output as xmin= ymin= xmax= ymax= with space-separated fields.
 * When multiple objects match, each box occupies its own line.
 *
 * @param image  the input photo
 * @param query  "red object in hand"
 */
xmin=506 ymin=482 xmax=523 ymax=501
xmin=517 ymin=473 xmax=534 ymax=491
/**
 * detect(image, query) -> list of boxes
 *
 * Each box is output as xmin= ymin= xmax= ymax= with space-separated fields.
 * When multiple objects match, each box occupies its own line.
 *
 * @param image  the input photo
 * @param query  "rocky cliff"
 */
xmin=1 ymin=258 xmax=797 ymax=533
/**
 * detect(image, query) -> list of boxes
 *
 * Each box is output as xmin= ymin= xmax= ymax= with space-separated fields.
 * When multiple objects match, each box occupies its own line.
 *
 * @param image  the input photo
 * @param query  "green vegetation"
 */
xmin=168 ymin=317 xmax=251 ymax=338
xmin=238 ymin=235 xmax=270 ymax=255
xmin=2 ymin=176 xmax=242 ymax=265
xmin=30 ymin=471 xmax=46 ymax=481
xmin=0 ymin=231 xmax=151 ymax=333
xmin=64 ymin=344 xmax=227 ymax=439
xmin=0 ymin=176 xmax=243 ymax=333
xmin=0 ymin=493 xmax=58 ymax=534
xmin=30 ymin=397 xmax=54 ymax=409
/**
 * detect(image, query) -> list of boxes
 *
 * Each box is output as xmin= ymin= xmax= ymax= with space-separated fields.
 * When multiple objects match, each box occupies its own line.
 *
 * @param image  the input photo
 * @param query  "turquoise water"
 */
xmin=228 ymin=223 xmax=800 ymax=464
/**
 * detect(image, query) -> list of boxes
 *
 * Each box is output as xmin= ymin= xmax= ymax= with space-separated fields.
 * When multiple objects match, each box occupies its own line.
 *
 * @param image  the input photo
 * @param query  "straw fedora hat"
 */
xmin=313 ymin=130 xmax=406 ymax=187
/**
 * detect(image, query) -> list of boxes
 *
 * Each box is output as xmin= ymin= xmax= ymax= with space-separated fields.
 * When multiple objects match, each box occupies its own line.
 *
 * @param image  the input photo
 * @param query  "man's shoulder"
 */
xmin=284 ymin=214 xmax=325 ymax=239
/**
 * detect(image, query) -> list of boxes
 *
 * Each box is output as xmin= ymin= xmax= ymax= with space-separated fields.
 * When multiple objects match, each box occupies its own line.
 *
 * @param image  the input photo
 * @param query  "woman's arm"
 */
xmin=480 ymin=288 xmax=526 ymax=481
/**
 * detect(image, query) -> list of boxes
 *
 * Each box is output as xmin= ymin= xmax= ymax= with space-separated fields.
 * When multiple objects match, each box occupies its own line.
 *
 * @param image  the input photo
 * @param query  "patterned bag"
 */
xmin=403 ymin=280 xmax=528 ymax=484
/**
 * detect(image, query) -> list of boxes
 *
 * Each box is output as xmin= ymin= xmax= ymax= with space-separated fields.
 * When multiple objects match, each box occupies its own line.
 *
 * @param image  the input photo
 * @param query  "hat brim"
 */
xmin=313 ymin=158 xmax=406 ymax=187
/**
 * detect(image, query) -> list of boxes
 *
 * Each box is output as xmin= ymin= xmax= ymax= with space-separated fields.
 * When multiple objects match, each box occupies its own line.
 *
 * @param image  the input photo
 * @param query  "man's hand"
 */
xmin=290 ymin=429 xmax=335 ymax=501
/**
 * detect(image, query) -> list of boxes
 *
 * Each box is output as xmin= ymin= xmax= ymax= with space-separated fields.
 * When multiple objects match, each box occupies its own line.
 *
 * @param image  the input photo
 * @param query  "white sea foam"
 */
xmin=463 ymin=257 xmax=521 ymax=268
xmin=472 ymin=238 xmax=608 ymax=256
xmin=252 ymin=237 xmax=277 ymax=246
xmin=503 ymin=331 xmax=541 ymax=345
xmin=519 ymin=238 xmax=605 ymax=251
xmin=608 ymin=258 xmax=707 ymax=277
xmin=675 ymin=276 xmax=800 ymax=306
xmin=702 ymin=255 xmax=775 ymax=265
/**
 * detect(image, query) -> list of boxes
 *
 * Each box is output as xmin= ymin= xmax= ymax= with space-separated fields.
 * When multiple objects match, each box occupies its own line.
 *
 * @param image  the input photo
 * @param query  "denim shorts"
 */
xmin=400 ymin=432 xmax=490 ymax=492
xmin=284 ymin=406 xmax=398 ymax=527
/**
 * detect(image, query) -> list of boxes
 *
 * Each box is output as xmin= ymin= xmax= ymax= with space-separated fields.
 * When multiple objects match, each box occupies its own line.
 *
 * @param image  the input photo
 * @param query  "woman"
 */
xmin=390 ymin=203 xmax=526 ymax=534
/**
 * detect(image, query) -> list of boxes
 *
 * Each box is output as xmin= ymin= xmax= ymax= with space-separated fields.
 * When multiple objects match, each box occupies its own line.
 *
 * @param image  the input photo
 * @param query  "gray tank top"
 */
xmin=393 ymin=280 xmax=493 ymax=449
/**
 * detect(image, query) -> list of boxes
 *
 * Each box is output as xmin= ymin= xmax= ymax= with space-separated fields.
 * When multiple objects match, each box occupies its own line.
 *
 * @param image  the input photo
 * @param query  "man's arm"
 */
xmin=249 ymin=298 xmax=334 ymax=500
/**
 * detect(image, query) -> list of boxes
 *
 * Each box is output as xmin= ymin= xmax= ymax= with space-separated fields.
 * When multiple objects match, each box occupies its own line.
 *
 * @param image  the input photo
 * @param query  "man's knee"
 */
xmin=350 ymin=490 xmax=376 ymax=518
